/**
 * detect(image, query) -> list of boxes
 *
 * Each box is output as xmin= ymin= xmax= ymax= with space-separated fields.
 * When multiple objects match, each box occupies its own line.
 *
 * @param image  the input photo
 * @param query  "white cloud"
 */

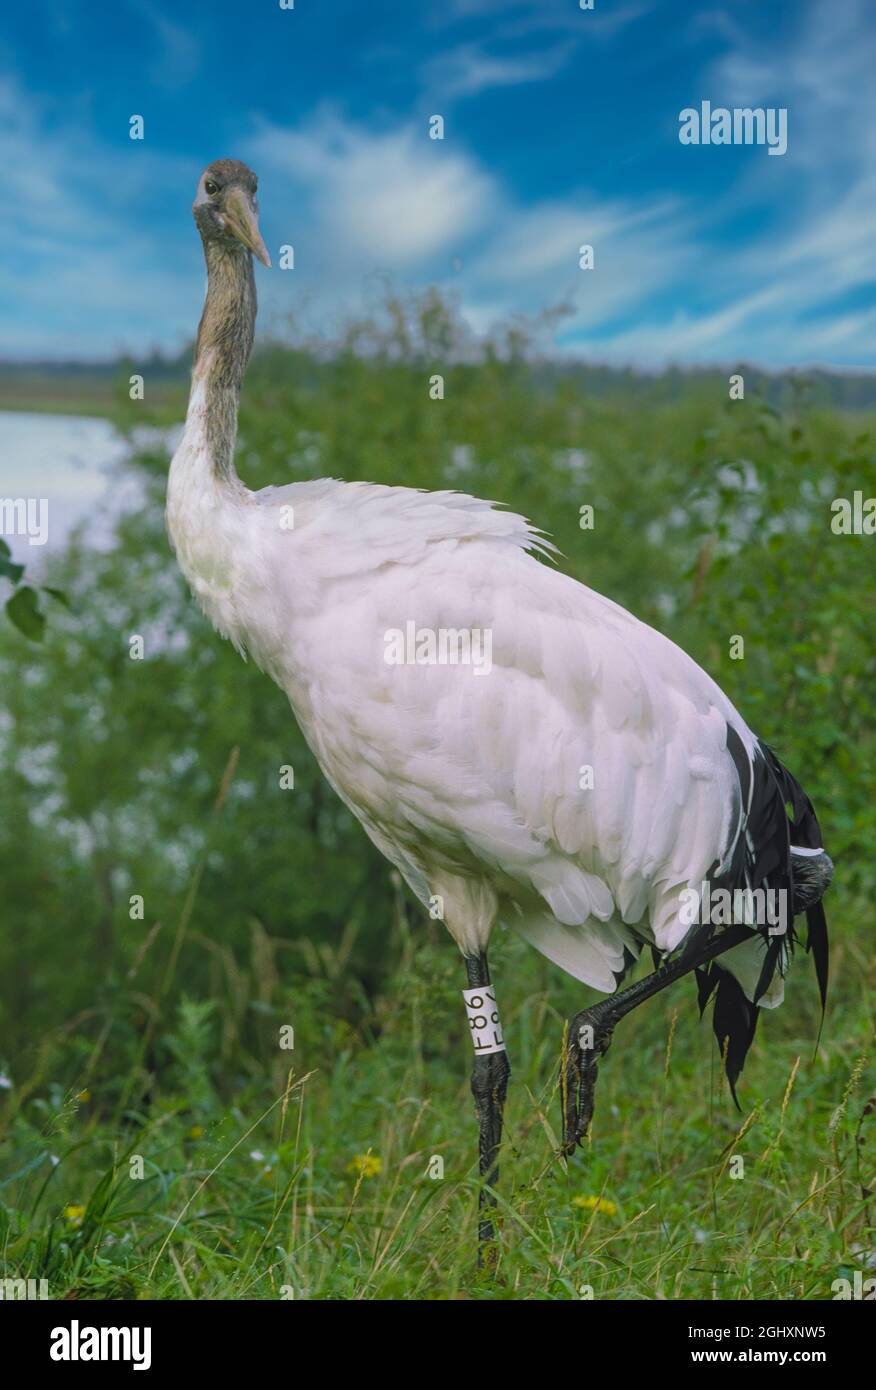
xmin=651 ymin=0 xmax=876 ymax=366
xmin=136 ymin=0 xmax=201 ymax=88
xmin=465 ymin=196 xmax=694 ymax=333
xmin=446 ymin=0 xmax=653 ymax=36
xmin=421 ymin=40 xmax=572 ymax=99
xmin=426 ymin=0 xmax=654 ymax=106
xmin=246 ymin=111 xmax=496 ymax=266
xmin=0 ymin=73 xmax=200 ymax=356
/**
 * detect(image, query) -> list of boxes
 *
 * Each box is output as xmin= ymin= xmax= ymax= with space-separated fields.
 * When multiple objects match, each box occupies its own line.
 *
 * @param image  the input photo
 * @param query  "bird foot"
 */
xmin=561 ymin=1009 xmax=614 ymax=1156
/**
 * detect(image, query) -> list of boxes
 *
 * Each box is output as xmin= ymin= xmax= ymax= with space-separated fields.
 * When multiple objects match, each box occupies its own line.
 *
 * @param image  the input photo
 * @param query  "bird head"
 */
xmin=193 ymin=160 xmax=271 ymax=267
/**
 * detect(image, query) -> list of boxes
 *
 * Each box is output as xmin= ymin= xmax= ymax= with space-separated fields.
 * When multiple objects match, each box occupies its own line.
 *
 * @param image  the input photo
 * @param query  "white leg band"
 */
xmin=463 ymin=985 xmax=506 ymax=1055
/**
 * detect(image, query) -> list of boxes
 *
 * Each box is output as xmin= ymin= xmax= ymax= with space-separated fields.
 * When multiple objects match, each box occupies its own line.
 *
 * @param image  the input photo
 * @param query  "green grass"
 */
xmin=1 ymin=886 xmax=872 ymax=1301
xmin=0 ymin=376 xmax=185 ymax=420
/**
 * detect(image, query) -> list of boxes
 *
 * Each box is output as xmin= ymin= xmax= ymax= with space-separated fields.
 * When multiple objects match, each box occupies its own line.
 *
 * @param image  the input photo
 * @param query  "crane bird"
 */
xmin=167 ymin=160 xmax=833 ymax=1267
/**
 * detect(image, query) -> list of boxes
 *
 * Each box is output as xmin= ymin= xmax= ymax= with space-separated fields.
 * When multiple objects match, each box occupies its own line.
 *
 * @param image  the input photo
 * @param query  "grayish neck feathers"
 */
xmin=193 ymin=239 xmax=257 ymax=480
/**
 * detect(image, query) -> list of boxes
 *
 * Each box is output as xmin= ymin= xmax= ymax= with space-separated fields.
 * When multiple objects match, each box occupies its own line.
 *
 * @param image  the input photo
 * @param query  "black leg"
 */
xmin=562 ymin=924 xmax=754 ymax=1154
xmin=464 ymin=952 xmax=510 ymax=1270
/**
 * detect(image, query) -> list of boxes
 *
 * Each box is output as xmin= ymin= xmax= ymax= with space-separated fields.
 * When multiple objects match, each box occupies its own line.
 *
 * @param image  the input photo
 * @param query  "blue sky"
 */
xmin=2 ymin=0 xmax=874 ymax=367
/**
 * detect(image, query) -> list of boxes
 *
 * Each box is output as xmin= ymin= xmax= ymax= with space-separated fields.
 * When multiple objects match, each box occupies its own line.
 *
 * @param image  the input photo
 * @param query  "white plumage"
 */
xmin=169 ymin=444 xmax=778 ymax=1007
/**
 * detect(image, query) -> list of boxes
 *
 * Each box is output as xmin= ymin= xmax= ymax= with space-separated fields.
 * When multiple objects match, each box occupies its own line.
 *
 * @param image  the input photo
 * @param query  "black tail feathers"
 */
xmin=694 ymin=729 xmax=831 ymax=1104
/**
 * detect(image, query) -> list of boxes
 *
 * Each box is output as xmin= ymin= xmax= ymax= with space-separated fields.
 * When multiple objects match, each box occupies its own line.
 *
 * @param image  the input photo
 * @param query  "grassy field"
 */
xmin=1 ymin=892 xmax=872 ymax=1301
xmin=0 ymin=302 xmax=874 ymax=1300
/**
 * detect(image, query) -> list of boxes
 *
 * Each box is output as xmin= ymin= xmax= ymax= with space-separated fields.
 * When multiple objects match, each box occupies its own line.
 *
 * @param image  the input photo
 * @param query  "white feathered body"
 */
xmin=168 ymin=433 xmax=780 ymax=1008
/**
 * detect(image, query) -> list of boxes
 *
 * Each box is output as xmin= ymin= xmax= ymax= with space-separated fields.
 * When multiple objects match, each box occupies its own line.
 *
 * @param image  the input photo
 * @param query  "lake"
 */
xmin=0 ymin=411 xmax=175 ymax=567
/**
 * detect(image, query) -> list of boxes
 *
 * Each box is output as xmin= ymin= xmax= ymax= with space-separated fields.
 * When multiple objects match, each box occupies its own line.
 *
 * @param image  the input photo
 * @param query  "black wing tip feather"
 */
xmin=701 ymin=726 xmax=831 ymax=1100
xmin=806 ymin=900 xmax=829 ymax=1012
xmin=712 ymin=970 xmax=759 ymax=1108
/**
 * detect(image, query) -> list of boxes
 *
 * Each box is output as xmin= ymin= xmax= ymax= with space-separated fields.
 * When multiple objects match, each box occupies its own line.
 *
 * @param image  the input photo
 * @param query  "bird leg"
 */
xmin=561 ymin=1000 xmax=615 ymax=1155
xmin=561 ymin=924 xmax=755 ymax=1155
xmin=464 ymin=952 xmax=510 ymax=1270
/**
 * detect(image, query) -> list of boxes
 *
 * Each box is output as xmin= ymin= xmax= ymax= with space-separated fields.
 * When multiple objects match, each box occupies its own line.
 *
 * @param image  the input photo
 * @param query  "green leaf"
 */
xmin=0 ymin=555 xmax=25 ymax=583
xmin=0 ymin=537 xmax=10 ymax=558
xmin=42 ymin=586 xmax=73 ymax=612
xmin=6 ymin=585 xmax=46 ymax=641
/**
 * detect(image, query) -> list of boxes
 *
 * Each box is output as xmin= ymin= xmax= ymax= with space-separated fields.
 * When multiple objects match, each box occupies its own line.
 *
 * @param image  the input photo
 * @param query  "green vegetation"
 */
xmin=1 ymin=294 xmax=873 ymax=1299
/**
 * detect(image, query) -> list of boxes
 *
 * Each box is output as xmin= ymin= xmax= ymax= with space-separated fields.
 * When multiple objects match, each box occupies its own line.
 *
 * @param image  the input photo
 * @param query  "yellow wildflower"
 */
xmin=64 ymin=1204 xmax=87 ymax=1227
xmin=571 ymin=1194 xmax=617 ymax=1216
xmin=187 ymin=1125 xmax=204 ymax=1139
xmin=347 ymin=1152 xmax=382 ymax=1178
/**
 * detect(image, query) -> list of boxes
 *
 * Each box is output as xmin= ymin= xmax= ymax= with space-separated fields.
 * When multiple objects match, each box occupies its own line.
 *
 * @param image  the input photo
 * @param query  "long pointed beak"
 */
xmin=223 ymin=187 xmax=271 ymax=267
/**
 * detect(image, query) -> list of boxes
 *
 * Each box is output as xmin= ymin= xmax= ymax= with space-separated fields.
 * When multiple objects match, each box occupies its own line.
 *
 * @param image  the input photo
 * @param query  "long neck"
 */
xmin=187 ymin=239 xmax=257 ymax=482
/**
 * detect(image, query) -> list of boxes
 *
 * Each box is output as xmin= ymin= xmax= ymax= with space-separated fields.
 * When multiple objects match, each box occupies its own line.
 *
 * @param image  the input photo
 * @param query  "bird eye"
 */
xmin=205 ymin=179 xmax=219 ymax=196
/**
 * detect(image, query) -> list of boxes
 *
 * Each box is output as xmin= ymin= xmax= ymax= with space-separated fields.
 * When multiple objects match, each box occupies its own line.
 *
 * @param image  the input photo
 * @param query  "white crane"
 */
xmin=167 ymin=161 xmax=833 ymax=1266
